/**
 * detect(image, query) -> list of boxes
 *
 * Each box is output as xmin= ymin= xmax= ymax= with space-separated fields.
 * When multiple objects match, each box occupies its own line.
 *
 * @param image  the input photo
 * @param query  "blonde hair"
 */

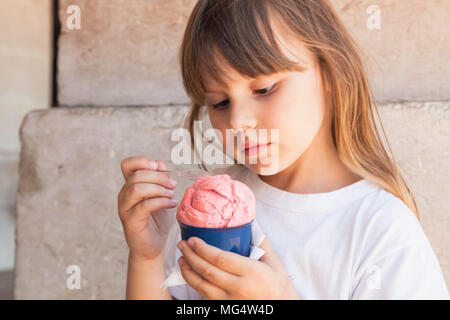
xmin=178 ymin=0 xmax=420 ymax=219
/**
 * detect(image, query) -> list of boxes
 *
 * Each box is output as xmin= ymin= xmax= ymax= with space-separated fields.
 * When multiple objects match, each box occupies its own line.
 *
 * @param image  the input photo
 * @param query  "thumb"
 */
xmin=258 ymin=237 xmax=283 ymax=269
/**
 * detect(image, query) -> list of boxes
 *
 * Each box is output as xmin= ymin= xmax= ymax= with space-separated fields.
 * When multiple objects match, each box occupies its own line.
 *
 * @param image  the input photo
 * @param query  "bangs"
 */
xmin=184 ymin=0 xmax=307 ymax=103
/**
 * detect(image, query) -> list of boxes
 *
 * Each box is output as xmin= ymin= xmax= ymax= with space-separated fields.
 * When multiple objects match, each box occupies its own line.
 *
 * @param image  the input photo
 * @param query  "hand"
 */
xmin=177 ymin=236 xmax=300 ymax=300
xmin=118 ymin=156 xmax=178 ymax=261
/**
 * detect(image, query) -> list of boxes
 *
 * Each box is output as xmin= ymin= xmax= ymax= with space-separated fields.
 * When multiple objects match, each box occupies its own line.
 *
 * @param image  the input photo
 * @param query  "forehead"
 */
xmin=201 ymin=11 xmax=314 ymax=90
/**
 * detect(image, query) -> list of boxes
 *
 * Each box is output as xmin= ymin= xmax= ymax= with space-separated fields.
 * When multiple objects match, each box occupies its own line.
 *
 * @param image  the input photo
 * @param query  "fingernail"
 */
xmin=169 ymin=199 xmax=178 ymax=206
xmin=166 ymin=189 xmax=174 ymax=197
xmin=178 ymin=258 xmax=184 ymax=266
xmin=177 ymin=241 xmax=184 ymax=250
xmin=148 ymin=161 xmax=157 ymax=170
xmin=188 ymin=238 xmax=196 ymax=247
xmin=168 ymin=178 xmax=177 ymax=187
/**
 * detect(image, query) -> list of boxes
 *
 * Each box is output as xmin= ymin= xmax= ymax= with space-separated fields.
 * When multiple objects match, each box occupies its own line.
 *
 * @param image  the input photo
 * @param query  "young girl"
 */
xmin=118 ymin=0 xmax=449 ymax=299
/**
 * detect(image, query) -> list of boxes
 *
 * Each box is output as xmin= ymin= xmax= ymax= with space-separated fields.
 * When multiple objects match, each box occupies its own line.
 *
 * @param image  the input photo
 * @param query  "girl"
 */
xmin=118 ymin=0 xmax=448 ymax=299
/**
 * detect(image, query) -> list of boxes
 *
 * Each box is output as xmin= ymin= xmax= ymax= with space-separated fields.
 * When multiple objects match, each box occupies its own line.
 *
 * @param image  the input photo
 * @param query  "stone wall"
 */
xmin=15 ymin=106 xmax=192 ymax=299
xmin=0 ymin=0 xmax=52 ymax=272
xmin=57 ymin=0 xmax=450 ymax=105
xmin=13 ymin=0 xmax=450 ymax=298
xmin=57 ymin=0 xmax=195 ymax=106
xmin=15 ymin=103 xmax=450 ymax=299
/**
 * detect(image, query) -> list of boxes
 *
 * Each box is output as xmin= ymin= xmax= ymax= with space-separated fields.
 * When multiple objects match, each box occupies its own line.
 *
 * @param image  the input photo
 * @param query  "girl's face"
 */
xmin=203 ymin=23 xmax=330 ymax=175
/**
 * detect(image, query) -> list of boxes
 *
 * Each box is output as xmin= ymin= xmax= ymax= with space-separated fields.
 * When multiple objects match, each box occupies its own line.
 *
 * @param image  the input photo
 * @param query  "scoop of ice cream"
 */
xmin=176 ymin=174 xmax=255 ymax=228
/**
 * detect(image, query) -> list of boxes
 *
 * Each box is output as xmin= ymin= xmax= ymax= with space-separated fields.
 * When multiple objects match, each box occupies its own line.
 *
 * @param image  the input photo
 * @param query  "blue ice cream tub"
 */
xmin=178 ymin=219 xmax=253 ymax=257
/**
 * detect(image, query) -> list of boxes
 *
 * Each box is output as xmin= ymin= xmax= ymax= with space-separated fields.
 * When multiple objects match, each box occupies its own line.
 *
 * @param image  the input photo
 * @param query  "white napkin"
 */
xmin=161 ymin=220 xmax=266 ymax=290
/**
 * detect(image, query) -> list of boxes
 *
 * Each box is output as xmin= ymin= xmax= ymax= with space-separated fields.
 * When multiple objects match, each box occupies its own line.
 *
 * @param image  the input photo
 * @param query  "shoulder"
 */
xmin=355 ymin=187 xmax=423 ymax=244
xmin=351 ymin=185 xmax=434 ymax=271
xmin=350 ymin=188 xmax=449 ymax=299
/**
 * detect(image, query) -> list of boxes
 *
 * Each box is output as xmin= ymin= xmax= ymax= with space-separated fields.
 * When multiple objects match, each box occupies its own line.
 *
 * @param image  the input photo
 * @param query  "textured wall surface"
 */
xmin=57 ymin=0 xmax=450 ymax=106
xmin=379 ymin=102 xmax=450 ymax=283
xmin=15 ymin=103 xmax=449 ymax=299
xmin=11 ymin=0 xmax=449 ymax=300
xmin=58 ymin=0 xmax=195 ymax=106
xmin=0 ymin=151 xmax=18 ymax=272
xmin=0 ymin=0 xmax=52 ymax=150
xmin=15 ymin=106 xmax=196 ymax=299
xmin=0 ymin=0 xmax=52 ymax=272
xmin=333 ymin=0 xmax=450 ymax=101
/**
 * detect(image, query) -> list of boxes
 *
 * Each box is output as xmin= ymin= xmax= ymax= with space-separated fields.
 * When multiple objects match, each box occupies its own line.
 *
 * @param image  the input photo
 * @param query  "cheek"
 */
xmin=209 ymin=110 xmax=227 ymax=134
xmin=267 ymin=74 xmax=326 ymax=152
xmin=207 ymin=111 xmax=228 ymax=145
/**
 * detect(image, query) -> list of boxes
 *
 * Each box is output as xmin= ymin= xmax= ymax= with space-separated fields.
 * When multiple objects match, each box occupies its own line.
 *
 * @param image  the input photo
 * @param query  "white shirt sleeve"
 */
xmin=351 ymin=198 xmax=449 ymax=300
xmin=351 ymin=238 xmax=449 ymax=299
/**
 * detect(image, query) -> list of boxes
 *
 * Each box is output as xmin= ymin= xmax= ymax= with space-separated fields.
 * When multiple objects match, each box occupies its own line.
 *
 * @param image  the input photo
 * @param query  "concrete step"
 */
xmin=0 ymin=270 xmax=14 ymax=300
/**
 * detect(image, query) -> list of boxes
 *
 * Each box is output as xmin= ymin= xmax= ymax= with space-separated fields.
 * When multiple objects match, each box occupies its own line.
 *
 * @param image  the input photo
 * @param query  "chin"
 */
xmin=245 ymin=160 xmax=283 ymax=176
xmin=236 ymin=145 xmax=283 ymax=175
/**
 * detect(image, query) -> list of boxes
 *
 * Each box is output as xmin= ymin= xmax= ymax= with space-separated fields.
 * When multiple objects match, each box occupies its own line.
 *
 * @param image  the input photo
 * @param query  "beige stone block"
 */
xmin=334 ymin=0 xmax=450 ymax=101
xmin=0 ymin=0 xmax=52 ymax=151
xmin=57 ymin=0 xmax=450 ymax=106
xmin=0 ymin=151 xmax=18 ymax=271
xmin=15 ymin=105 xmax=199 ymax=299
xmin=15 ymin=103 xmax=449 ymax=298
xmin=379 ymin=102 xmax=450 ymax=287
xmin=0 ymin=0 xmax=52 ymax=277
xmin=57 ymin=0 xmax=195 ymax=106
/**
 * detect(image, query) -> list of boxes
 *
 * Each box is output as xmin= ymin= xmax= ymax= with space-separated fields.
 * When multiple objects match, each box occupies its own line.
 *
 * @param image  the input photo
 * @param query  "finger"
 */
xmin=258 ymin=238 xmax=283 ymax=269
xmin=125 ymin=197 xmax=178 ymax=225
xmin=119 ymin=182 xmax=175 ymax=213
xmin=185 ymin=237 xmax=251 ymax=276
xmin=179 ymin=257 xmax=228 ymax=300
xmin=155 ymin=160 xmax=167 ymax=171
xmin=125 ymin=169 xmax=177 ymax=190
xmin=121 ymin=156 xmax=159 ymax=180
xmin=178 ymin=240 xmax=240 ymax=291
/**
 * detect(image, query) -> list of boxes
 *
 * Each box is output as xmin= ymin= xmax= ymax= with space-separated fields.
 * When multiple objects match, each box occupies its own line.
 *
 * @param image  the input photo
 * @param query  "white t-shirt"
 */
xmin=164 ymin=165 xmax=449 ymax=299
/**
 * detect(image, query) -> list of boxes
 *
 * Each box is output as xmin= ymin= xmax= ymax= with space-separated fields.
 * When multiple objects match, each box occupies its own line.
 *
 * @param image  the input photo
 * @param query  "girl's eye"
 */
xmin=212 ymin=83 xmax=278 ymax=110
xmin=254 ymin=83 xmax=277 ymax=95
xmin=212 ymin=99 xmax=230 ymax=110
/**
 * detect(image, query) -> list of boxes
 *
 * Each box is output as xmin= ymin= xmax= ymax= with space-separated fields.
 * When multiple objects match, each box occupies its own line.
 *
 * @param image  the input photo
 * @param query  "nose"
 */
xmin=229 ymin=103 xmax=258 ymax=131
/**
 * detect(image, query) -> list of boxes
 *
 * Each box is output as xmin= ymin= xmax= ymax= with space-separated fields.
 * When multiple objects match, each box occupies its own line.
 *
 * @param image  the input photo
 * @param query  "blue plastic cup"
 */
xmin=178 ymin=219 xmax=253 ymax=257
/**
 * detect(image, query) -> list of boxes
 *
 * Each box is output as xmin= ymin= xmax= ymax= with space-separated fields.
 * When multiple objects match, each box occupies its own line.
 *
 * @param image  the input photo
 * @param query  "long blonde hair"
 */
xmin=178 ymin=0 xmax=420 ymax=219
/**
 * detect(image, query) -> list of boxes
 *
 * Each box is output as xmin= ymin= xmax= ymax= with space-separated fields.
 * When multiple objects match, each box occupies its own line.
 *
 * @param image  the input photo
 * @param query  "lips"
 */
xmin=242 ymin=142 xmax=271 ymax=157
xmin=244 ymin=142 xmax=269 ymax=150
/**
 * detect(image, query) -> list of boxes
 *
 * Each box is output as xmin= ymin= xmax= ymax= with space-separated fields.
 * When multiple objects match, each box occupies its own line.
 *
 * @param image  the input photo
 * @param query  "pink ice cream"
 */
xmin=176 ymin=174 xmax=256 ymax=228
